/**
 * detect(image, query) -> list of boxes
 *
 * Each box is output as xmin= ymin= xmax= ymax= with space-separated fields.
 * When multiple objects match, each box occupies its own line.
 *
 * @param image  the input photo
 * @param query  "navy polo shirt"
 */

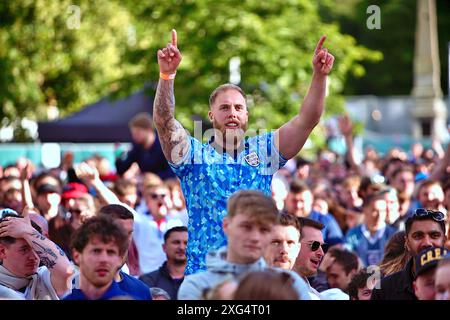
xmin=63 ymin=281 xmax=141 ymax=300
xmin=118 ymin=271 xmax=152 ymax=300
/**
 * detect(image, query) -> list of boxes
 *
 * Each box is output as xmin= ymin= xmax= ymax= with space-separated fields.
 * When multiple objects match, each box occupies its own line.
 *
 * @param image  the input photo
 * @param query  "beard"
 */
xmin=173 ymin=256 xmax=187 ymax=265
xmin=212 ymin=119 xmax=248 ymax=150
xmin=86 ymin=269 xmax=115 ymax=288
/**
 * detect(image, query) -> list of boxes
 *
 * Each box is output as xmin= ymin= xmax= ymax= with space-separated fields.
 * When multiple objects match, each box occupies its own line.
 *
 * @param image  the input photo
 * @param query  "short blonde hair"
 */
xmin=209 ymin=84 xmax=246 ymax=108
xmin=143 ymin=183 xmax=169 ymax=196
xmin=142 ymin=172 xmax=163 ymax=189
xmin=227 ymin=190 xmax=278 ymax=225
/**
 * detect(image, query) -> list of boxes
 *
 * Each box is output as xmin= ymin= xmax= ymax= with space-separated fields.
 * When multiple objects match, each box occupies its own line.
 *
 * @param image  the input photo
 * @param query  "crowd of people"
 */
xmin=1 ymin=29 xmax=449 ymax=301
xmin=1 ymin=111 xmax=448 ymax=300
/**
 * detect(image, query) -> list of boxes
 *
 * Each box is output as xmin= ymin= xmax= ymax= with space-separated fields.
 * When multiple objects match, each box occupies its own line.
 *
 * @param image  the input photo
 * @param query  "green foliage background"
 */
xmin=5 ymin=0 xmax=444 ymax=146
xmin=319 ymin=0 xmax=450 ymax=96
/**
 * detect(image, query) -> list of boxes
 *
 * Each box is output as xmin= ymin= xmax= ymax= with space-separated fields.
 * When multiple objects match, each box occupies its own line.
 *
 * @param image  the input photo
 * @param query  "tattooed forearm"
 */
xmin=154 ymin=79 xmax=175 ymax=121
xmin=39 ymin=257 xmax=56 ymax=269
xmin=31 ymin=231 xmax=46 ymax=241
xmin=32 ymin=240 xmax=58 ymax=260
xmin=55 ymin=244 xmax=67 ymax=257
xmin=24 ymin=230 xmax=73 ymax=287
xmin=157 ymin=118 xmax=189 ymax=162
xmin=153 ymin=79 xmax=189 ymax=162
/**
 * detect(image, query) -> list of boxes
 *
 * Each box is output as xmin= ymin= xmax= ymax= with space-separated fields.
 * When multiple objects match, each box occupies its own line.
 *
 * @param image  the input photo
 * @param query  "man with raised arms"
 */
xmin=153 ymin=29 xmax=334 ymax=274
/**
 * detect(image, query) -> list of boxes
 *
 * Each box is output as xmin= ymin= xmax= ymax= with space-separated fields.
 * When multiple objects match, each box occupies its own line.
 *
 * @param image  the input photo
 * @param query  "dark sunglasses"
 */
xmin=414 ymin=208 xmax=445 ymax=222
xmin=68 ymin=209 xmax=82 ymax=215
xmin=304 ymin=241 xmax=326 ymax=252
xmin=150 ymin=193 xmax=167 ymax=200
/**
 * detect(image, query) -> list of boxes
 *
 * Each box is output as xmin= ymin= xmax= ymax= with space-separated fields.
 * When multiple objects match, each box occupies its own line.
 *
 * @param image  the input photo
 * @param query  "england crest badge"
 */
xmin=244 ymin=152 xmax=260 ymax=167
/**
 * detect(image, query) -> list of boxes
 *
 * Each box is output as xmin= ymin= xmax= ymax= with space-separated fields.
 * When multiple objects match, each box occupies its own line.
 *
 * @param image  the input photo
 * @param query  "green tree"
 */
xmin=121 ymin=0 xmax=380 ymax=147
xmin=319 ymin=0 xmax=450 ymax=96
xmin=1 ymin=0 xmax=380 ymax=148
xmin=0 ymin=0 xmax=137 ymax=132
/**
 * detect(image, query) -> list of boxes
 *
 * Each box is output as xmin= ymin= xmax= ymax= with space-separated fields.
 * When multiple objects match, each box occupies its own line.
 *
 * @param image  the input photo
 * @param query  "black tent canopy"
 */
xmin=38 ymin=90 xmax=153 ymax=143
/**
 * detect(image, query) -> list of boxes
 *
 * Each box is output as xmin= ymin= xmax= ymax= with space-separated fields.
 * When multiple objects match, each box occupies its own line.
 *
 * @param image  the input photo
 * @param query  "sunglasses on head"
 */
xmin=150 ymin=193 xmax=167 ymax=200
xmin=305 ymin=241 xmax=326 ymax=252
xmin=413 ymin=208 xmax=445 ymax=222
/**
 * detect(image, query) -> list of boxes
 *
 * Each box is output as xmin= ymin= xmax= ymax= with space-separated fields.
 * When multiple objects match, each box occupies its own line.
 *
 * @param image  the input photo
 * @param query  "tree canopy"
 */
xmin=319 ymin=0 xmax=450 ymax=96
xmin=0 ymin=0 xmax=137 ymax=131
xmin=0 ymin=0 xmax=381 ymax=145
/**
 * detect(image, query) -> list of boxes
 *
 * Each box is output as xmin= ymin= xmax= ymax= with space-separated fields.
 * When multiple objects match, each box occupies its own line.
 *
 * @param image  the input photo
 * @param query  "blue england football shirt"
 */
xmin=169 ymin=131 xmax=287 ymax=274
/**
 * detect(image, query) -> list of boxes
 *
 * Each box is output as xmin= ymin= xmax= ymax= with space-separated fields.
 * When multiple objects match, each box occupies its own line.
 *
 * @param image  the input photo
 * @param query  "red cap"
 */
xmin=61 ymin=182 xmax=88 ymax=200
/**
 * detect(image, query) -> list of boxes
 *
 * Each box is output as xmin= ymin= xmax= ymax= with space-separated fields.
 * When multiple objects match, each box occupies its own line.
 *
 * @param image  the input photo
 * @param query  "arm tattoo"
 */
xmin=153 ymin=79 xmax=189 ymax=163
xmin=31 ymin=231 xmax=46 ymax=241
xmin=55 ymin=244 xmax=67 ymax=257
xmin=32 ymin=240 xmax=58 ymax=269
xmin=39 ymin=257 xmax=56 ymax=269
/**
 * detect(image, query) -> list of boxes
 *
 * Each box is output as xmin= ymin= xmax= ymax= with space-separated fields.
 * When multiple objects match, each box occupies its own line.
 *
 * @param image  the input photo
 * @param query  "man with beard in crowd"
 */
xmin=139 ymin=226 xmax=188 ymax=300
xmin=153 ymin=29 xmax=334 ymax=274
xmin=371 ymin=208 xmax=446 ymax=300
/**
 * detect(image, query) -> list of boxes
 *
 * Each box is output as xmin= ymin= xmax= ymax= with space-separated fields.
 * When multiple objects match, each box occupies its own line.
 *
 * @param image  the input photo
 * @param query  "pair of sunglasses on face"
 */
xmin=413 ymin=208 xmax=445 ymax=222
xmin=304 ymin=241 xmax=326 ymax=252
xmin=149 ymin=193 xmax=167 ymax=200
xmin=68 ymin=209 xmax=83 ymax=215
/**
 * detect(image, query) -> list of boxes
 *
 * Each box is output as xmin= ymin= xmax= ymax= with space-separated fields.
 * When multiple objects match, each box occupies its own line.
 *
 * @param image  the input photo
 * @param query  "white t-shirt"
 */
xmin=133 ymin=211 xmax=184 ymax=274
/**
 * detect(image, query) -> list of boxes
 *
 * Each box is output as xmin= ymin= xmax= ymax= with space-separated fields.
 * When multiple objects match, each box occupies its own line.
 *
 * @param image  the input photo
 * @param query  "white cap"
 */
xmin=320 ymin=288 xmax=349 ymax=300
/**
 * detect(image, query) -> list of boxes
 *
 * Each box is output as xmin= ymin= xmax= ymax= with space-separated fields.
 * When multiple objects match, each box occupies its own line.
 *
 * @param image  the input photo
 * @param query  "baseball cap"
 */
xmin=0 ymin=208 xmax=43 ymax=236
xmin=0 ymin=208 xmax=19 ymax=220
xmin=61 ymin=182 xmax=88 ymax=200
xmin=414 ymin=247 xmax=448 ymax=279
xmin=37 ymin=183 xmax=61 ymax=195
xmin=320 ymin=288 xmax=349 ymax=300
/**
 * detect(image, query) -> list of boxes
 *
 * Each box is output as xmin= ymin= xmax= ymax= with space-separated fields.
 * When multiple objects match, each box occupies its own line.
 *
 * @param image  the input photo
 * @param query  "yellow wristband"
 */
xmin=160 ymin=72 xmax=176 ymax=80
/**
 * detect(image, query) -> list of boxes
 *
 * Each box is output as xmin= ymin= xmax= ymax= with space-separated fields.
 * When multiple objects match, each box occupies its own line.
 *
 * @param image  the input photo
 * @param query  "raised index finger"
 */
xmin=172 ymin=29 xmax=177 ymax=47
xmin=315 ymin=35 xmax=327 ymax=54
